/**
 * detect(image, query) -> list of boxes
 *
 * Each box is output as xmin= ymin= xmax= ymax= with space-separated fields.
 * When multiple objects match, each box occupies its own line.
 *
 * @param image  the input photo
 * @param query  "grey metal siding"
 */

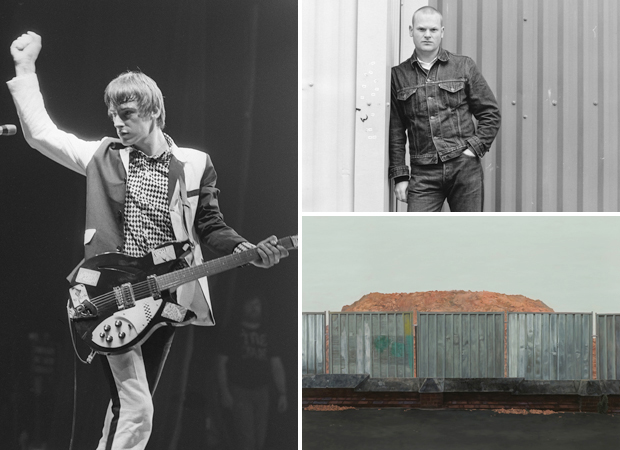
xmin=302 ymin=312 xmax=327 ymax=375
xmin=432 ymin=0 xmax=620 ymax=212
xmin=596 ymin=314 xmax=620 ymax=380
xmin=507 ymin=313 xmax=592 ymax=380
xmin=417 ymin=312 xmax=505 ymax=378
xmin=329 ymin=312 xmax=414 ymax=377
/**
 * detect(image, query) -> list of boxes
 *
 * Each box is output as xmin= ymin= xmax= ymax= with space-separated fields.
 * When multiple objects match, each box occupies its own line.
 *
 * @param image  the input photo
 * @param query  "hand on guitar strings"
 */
xmin=250 ymin=235 xmax=289 ymax=268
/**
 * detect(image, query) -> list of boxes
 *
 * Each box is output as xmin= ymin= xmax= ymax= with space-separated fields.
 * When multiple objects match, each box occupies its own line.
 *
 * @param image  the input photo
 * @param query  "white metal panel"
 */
xmin=302 ymin=0 xmax=358 ymax=212
xmin=353 ymin=0 xmax=401 ymax=211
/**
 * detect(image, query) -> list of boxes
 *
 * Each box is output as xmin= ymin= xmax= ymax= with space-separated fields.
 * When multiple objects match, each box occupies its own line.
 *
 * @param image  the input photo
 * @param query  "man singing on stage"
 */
xmin=7 ymin=31 xmax=289 ymax=450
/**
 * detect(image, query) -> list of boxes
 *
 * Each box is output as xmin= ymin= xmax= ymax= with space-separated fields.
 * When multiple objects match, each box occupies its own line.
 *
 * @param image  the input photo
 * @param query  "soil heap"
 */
xmin=341 ymin=290 xmax=554 ymax=319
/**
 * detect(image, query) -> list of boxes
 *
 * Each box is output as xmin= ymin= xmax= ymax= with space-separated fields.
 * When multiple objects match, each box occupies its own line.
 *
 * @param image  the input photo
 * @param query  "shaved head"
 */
xmin=412 ymin=6 xmax=443 ymax=28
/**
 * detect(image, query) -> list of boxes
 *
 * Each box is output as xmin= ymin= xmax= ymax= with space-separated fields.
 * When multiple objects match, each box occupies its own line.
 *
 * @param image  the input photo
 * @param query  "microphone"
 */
xmin=0 ymin=124 xmax=17 ymax=136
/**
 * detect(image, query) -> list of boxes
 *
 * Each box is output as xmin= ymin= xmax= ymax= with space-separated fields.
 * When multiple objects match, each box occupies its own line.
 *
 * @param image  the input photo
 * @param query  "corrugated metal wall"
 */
xmin=302 ymin=0 xmax=358 ymax=212
xmin=329 ymin=312 xmax=415 ymax=377
xmin=302 ymin=312 xmax=327 ymax=375
xmin=507 ymin=313 xmax=592 ymax=380
xmin=417 ymin=313 xmax=505 ymax=378
xmin=433 ymin=0 xmax=620 ymax=211
xmin=596 ymin=314 xmax=620 ymax=380
xmin=303 ymin=0 xmax=620 ymax=211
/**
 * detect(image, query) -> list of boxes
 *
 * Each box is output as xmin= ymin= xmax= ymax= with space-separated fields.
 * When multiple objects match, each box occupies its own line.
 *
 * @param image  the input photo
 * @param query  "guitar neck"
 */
xmin=155 ymin=235 xmax=297 ymax=292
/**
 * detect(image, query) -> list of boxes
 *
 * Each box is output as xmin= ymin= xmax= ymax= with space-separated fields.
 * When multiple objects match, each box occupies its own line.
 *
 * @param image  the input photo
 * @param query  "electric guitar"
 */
xmin=67 ymin=235 xmax=298 ymax=355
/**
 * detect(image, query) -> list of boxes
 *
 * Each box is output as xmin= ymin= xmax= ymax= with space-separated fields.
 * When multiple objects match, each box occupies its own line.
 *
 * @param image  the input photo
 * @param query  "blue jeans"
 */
xmin=407 ymin=152 xmax=484 ymax=212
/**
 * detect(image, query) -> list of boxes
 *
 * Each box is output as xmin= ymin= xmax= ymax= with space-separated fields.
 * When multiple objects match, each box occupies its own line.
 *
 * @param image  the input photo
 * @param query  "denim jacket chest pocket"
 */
xmin=438 ymin=80 xmax=466 ymax=110
xmin=396 ymin=86 xmax=421 ymax=120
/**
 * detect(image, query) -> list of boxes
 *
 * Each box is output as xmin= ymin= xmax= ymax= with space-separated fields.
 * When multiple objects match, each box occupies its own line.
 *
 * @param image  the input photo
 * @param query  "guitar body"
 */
xmin=66 ymin=235 xmax=298 ymax=355
xmin=68 ymin=241 xmax=197 ymax=355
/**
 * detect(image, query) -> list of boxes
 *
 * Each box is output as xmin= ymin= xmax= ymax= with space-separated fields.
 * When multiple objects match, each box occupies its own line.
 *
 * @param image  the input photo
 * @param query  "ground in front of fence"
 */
xmin=303 ymin=408 xmax=620 ymax=450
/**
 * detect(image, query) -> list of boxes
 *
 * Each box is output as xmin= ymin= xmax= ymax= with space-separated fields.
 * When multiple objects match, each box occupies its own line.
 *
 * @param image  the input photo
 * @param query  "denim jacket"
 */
xmin=389 ymin=48 xmax=501 ymax=180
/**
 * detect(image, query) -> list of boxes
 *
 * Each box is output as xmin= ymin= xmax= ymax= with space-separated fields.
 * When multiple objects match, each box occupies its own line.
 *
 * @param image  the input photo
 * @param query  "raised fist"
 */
xmin=10 ymin=31 xmax=42 ymax=75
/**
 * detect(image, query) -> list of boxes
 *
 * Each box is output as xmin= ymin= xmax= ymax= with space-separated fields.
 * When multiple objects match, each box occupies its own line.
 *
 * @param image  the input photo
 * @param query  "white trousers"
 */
xmin=96 ymin=327 xmax=174 ymax=450
xmin=96 ymin=346 xmax=153 ymax=450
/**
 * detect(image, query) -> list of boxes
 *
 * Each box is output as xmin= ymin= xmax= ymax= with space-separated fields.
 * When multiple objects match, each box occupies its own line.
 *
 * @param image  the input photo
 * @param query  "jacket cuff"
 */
xmin=233 ymin=241 xmax=256 ymax=254
xmin=393 ymin=175 xmax=409 ymax=185
xmin=389 ymin=165 xmax=410 ymax=180
xmin=466 ymin=136 xmax=485 ymax=157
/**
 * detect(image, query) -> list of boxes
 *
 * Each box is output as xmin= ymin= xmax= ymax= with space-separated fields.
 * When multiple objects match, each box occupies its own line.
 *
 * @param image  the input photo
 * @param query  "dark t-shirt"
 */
xmin=222 ymin=322 xmax=274 ymax=389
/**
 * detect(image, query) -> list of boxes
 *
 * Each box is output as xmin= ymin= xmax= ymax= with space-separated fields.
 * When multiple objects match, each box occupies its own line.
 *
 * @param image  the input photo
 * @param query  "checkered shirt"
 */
xmin=122 ymin=137 xmax=176 ymax=257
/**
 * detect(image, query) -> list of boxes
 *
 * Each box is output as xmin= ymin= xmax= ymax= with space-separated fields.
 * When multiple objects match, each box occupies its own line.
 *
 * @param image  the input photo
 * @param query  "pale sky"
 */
xmin=302 ymin=215 xmax=620 ymax=315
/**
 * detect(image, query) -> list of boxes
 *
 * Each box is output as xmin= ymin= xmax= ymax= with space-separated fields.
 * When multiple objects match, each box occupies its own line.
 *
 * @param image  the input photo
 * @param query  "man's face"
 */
xmin=108 ymin=101 xmax=156 ymax=148
xmin=243 ymin=298 xmax=262 ymax=323
xmin=410 ymin=12 xmax=444 ymax=55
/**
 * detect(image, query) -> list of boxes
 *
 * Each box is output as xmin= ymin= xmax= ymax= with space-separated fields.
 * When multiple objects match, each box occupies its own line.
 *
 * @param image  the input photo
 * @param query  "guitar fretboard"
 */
xmin=156 ymin=236 xmax=297 ymax=291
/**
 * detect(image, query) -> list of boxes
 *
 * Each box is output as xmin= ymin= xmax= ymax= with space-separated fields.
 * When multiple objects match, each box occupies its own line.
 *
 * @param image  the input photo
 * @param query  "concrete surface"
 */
xmin=303 ymin=408 xmax=620 ymax=450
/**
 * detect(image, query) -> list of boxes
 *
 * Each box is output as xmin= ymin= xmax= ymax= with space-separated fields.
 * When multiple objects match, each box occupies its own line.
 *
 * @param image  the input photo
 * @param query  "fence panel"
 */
xmin=417 ymin=312 xmax=505 ymax=378
xmin=508 ymin=313 xmax=592 ymax=380
xmin=302 ymin=312 xmax=326 ymax=375
xmin=329 ymin=312 xmax=414 ymax=377
xmin=596 ymin=314 xmax=620 ymax=380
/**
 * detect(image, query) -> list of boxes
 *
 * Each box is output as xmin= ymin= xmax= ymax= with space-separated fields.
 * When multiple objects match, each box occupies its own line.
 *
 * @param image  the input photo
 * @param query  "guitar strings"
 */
xmin=87 ymin=247 xmax=262 ymax=309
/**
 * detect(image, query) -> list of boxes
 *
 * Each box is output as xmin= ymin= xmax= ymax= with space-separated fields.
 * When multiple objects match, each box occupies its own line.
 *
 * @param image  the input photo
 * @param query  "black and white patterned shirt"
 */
xmin=122 ymin=137 xmax=176 ymax=257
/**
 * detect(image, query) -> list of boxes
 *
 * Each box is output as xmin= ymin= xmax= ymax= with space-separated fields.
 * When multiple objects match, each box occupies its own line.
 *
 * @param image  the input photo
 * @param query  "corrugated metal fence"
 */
xmin=329 ymin=312 xmax=415 ymax=377
xmin=302 ymin=312 xmax=327 ymax=375
xmin=596 ymin=314 xmax=620 ymax=380
xmin=507 ymin=313 xmax=592 ymax=380
xmin=417 ymin=312 xmax=505 ymax=378
xmin=301 ymin=311 xmax=620 ymax=379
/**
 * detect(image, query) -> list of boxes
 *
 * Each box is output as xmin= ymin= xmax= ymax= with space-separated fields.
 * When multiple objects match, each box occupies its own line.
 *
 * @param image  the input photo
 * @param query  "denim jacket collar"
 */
xmin=410 ymin=47 xmax=450 ymax=69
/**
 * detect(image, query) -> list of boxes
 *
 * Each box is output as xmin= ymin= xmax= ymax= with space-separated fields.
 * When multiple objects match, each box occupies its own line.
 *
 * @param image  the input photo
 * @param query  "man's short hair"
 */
xmin=412 ymin=6 xmax=443 ymax=27
xmin=104 ymin=71 xmax=166 ymax=129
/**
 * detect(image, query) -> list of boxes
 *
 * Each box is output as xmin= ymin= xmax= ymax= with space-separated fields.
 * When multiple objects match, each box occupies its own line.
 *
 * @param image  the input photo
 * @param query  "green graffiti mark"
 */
xmin=374 ymin=336 xmax=404 ymax=357
xmin=390 ymin=342 xmax=404 ymax=357
xmin=406 ymin=335 xmax=414 ymax=370
xmin=374 ymin=335 xmax=390 ymax=353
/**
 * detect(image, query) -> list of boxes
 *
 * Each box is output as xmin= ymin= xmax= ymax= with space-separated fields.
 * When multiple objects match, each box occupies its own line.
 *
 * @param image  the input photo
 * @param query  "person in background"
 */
xmin=217 ymin=296 xmax=287 ymax=450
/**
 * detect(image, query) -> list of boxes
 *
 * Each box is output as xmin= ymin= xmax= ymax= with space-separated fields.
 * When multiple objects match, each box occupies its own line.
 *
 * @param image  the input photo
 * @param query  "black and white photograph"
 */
xmin=303 ymin=0 xmax=620 ymax=212
xmin=0 ymin=1 xmax=297 ymax=449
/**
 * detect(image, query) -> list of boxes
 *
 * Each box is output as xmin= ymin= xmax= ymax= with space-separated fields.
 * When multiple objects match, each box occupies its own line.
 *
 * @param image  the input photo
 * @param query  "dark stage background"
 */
xmin=0 ymin=1 xmax=297 ymax=449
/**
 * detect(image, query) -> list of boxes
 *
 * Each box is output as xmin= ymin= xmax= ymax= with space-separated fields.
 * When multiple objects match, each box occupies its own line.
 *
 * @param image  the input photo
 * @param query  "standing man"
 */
xmin=217 ymin=296 xmax=287 ymax=450
xmin=8 ymin=31 xmax=289 ymax=450
xmin=389 ymin=6 xmax=500 ymax=212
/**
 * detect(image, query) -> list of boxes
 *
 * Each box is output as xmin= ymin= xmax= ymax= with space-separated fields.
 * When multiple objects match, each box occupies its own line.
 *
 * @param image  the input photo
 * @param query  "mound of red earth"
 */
xmin=340 ymin=290 xmax=554 ymax=319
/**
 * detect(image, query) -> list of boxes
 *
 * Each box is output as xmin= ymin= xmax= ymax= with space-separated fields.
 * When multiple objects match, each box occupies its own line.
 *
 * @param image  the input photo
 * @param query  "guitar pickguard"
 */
xmin=91 ymin=298 xmax=162 ymax=350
